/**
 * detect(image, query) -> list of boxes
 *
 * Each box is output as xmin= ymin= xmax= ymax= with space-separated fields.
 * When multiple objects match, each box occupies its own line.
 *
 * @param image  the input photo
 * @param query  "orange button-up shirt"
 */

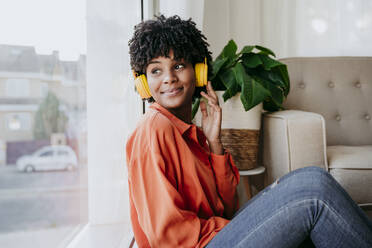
xmin=126 ymin=102 xmax=240 ymax=248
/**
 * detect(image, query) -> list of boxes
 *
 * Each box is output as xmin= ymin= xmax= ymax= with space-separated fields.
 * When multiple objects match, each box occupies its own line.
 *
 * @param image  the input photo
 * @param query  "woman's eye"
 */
xmin=175 ymin=64 xmax=185 ymax=70
xmin=151 ymin=69 xmax=160 ymax=74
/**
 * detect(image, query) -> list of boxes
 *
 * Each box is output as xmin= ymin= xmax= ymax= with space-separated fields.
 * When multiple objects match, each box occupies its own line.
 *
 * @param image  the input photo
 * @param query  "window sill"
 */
xmin=66 ymin=222 xmax=133 ymax=248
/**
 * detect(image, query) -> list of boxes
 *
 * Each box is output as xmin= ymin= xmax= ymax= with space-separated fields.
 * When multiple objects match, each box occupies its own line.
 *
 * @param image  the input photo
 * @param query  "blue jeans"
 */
xmin=206 ymin=166 xmax=372 ymax=248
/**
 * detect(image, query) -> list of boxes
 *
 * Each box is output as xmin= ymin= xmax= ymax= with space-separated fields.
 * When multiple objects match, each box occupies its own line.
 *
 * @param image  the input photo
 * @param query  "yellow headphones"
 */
xmin=133 ymin=58 xmax=208 ymax=99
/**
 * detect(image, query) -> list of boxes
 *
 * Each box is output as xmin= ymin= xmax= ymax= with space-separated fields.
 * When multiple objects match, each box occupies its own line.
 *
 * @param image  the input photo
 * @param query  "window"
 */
xmin=0 ymin=0 xmax=88 ymax=247
xmin=57 ymin=150 xmax=69 ymax=156
xmin=6 ymin=78 xmax=30 ymax=97
xmin=40 ymin=82 xmax=49 ymax=98
xmin=6 ymin=113 xmax=31 ymax=131
xmin=40 ymin=150 xmax=53 ymax=157
xmin=65 ymin=1 xmax=144 ymax=247
xmin=7 ymin=114 xmax=21 ymax=130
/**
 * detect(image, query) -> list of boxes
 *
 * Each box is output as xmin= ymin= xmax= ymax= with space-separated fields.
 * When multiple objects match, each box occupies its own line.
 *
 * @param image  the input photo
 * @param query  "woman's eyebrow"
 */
xmin=148 ymin=60 xmax=160 ymax=65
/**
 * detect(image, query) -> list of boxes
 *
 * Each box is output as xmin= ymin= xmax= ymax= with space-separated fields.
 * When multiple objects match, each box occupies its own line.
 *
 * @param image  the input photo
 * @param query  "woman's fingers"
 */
xmin=200 ymin=91 xmax=218 ymax=106
xmin=200 ymin=82 xmax=222 ymax=118
xmin=206 ymin=81 xmax=218 ymax=102
xmin=200 ymin=100 xmax=208 ymax=118
xmin=200 ymin=93 xmax=221 ymax=115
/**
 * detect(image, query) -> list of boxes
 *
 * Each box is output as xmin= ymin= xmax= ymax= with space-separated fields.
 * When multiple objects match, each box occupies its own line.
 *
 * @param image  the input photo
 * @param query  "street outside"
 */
xmin=0 ymin=164 xmax=88 ymax=247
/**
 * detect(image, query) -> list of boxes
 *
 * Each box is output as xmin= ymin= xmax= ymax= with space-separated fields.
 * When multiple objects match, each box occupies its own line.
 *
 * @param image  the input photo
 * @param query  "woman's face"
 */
xmin=146 ymin=50 xmax=196 ymax=115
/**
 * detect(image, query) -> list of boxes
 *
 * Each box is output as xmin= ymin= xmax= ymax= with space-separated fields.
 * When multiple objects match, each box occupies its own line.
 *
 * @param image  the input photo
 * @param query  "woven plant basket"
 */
xmin=220 ymin=129 xmax=260 ymax=170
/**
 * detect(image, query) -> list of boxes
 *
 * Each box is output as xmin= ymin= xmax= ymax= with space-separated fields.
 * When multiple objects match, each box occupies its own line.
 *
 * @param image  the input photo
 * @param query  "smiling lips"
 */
xmin=162 ymin=87 xmax=183 ymax=96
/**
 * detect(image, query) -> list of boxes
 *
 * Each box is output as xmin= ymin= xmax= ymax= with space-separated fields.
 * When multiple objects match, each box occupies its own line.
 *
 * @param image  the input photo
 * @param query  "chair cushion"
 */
xmin=327 ymin=145 xmax=372 ymax=204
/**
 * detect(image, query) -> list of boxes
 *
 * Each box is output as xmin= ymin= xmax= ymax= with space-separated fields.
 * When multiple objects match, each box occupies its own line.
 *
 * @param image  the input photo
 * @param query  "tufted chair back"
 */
xmin=280 ymin=57 xmax=372 ymax=146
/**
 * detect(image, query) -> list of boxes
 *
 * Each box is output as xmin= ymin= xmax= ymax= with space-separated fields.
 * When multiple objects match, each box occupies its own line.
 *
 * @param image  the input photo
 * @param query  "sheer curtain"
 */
xmin=155 ymin=0 xmax=205 ymax=30
xmin=262 ymin=0 xmax=372 ymax=58
xmin=203 ymin=0 xmax=372 ymax=59
xmin=67 ymin=0 xmax=143 ymax=247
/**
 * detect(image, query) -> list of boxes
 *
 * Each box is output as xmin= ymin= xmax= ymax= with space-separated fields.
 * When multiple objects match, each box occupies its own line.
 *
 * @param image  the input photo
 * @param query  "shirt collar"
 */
xmin=149 ymin=102 xmax=192 ymax=135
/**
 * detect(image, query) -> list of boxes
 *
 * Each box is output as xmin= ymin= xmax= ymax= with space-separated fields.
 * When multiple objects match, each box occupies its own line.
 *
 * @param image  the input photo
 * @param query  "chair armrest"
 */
xmin=261 ymin=110 xmax=328 ymax=185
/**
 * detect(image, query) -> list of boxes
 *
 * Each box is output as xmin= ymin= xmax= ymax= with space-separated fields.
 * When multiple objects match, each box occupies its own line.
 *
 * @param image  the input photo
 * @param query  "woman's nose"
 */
xmin=163 ymin=70 xmax=177 ymax=84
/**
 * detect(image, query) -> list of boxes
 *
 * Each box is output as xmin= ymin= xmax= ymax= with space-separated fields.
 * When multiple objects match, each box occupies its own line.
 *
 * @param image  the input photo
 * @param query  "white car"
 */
xmin=16 ymin=145 xmax=78 ymax=172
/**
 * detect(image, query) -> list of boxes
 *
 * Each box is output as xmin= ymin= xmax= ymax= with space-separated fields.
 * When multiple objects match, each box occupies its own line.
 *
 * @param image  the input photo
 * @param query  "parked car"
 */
xmin=16 ymin=145 xmax=78 ymax=172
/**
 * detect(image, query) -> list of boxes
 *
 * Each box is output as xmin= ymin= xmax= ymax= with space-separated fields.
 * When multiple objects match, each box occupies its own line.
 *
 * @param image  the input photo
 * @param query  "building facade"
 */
xmin=0 ymin=44 xmax=86 ymax=165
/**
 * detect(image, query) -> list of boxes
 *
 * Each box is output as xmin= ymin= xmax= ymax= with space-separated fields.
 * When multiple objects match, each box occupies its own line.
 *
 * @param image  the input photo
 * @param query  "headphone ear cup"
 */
xmin=134 ymin=74 xmax=152 ymax=99
xmin=195 ymin=62 xmax=208 ymax=87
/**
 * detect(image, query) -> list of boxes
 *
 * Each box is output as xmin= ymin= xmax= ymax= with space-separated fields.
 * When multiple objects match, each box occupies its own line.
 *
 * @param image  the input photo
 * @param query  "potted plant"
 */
xmin=193 ymin=39 xmax=290 ymax=170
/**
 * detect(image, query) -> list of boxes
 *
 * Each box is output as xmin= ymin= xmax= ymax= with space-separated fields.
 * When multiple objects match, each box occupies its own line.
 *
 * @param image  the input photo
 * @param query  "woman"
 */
xmin=126 ymin=15 xmax=372 ymax=248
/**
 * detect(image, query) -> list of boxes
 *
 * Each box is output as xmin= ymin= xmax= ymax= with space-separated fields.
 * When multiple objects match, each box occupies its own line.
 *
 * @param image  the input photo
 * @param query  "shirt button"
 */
xmin=365 ymin=114 xmax=371 ymax=120
xmin=299 ymin=82 xmax=306 ymax=89
xmin=328 ymin=82 xmax=335 ymax=88
xmin=336 ymin=115 xmax=341 ymax=121
xmin=355 ymin=82 xmax=361 ymax=88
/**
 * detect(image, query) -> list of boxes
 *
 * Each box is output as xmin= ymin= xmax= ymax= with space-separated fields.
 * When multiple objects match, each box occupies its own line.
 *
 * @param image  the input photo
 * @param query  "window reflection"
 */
xmin=0 ymin=30 xmax=87 ymax=248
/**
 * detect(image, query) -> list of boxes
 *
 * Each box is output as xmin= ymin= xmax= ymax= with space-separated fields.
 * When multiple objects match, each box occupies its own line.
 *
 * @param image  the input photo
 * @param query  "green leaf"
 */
xmin=254 ymin=67 xmax=287 ymax=95
xmin=240 ymin=77 xmax=271 ymax=111
xmin=262 ymin=82 xmax=285 ymax=112
xmin=253 ymin=74 xmax=285 ymax=111
xmin=238 ymin=45 xmax=254 ymax=55
xmin=272 ymin=65 xmax=290 ymax=96
xmin=258 ymin=54 xmax=282 ymax=70
xmin=264 ymin=82 xmax=284 ymax=107
xmin=230 ymin=63 xmax=271 ymax=111
xmin=220 ymin=68 xmax=236 ymax=89
xmin=211 ymin=57 xmax=228 ymax=79
xmin=267 ymin=71 xmax=286 ymax=89
xmin=231 ymin=63 xmax=247 ymax=87
xmin=242 ymin=53 xmax=262 ymax=68
xmin=216 ymin=39 xmax=238 ymax=60
xmin=219 ymin=68 xmax=239 ymax=101
xmin=211 ymin=76 xmax=226 ymax=91
xmin=263 ymin=99 xmax=282 ymax=112
xmin=222 ymin=84 xmax=240 ymax=102
xmin=191 ymin=97 xmax=200 ymax=120
xmin=213 ymin=40 xmax=239 ymax=82
xmin=255 ymin=45 xmax=276 ymax=57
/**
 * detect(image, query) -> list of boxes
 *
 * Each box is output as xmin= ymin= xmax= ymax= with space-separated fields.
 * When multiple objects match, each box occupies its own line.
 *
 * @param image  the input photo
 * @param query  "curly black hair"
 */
xmin=128 ymin=15 xmax=212 ymax=102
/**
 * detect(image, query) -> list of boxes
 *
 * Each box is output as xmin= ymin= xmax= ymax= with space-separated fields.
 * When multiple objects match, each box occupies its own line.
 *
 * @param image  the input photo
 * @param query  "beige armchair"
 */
xmin=262 ymin=57 xmax=372 ymax=216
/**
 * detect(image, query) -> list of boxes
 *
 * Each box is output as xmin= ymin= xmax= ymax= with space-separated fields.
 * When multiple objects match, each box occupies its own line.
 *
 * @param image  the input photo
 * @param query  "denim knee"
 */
xmin=278 ymin=166 xmax=329 ymax=184
xmin=278 ymin=166 xmax=338 ymax=199
xmin=294 ymin=165 xmax=328 ymax=175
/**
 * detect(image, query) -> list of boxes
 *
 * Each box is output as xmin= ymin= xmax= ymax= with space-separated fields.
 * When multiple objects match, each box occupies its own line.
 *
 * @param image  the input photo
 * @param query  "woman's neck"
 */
xmin=168 ymin=105 xmax=192 ymax=124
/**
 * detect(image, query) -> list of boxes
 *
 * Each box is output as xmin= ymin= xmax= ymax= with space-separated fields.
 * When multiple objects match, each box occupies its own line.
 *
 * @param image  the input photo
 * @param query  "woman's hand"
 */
xmin=200 ymin=81 xmax=224 ymax=155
